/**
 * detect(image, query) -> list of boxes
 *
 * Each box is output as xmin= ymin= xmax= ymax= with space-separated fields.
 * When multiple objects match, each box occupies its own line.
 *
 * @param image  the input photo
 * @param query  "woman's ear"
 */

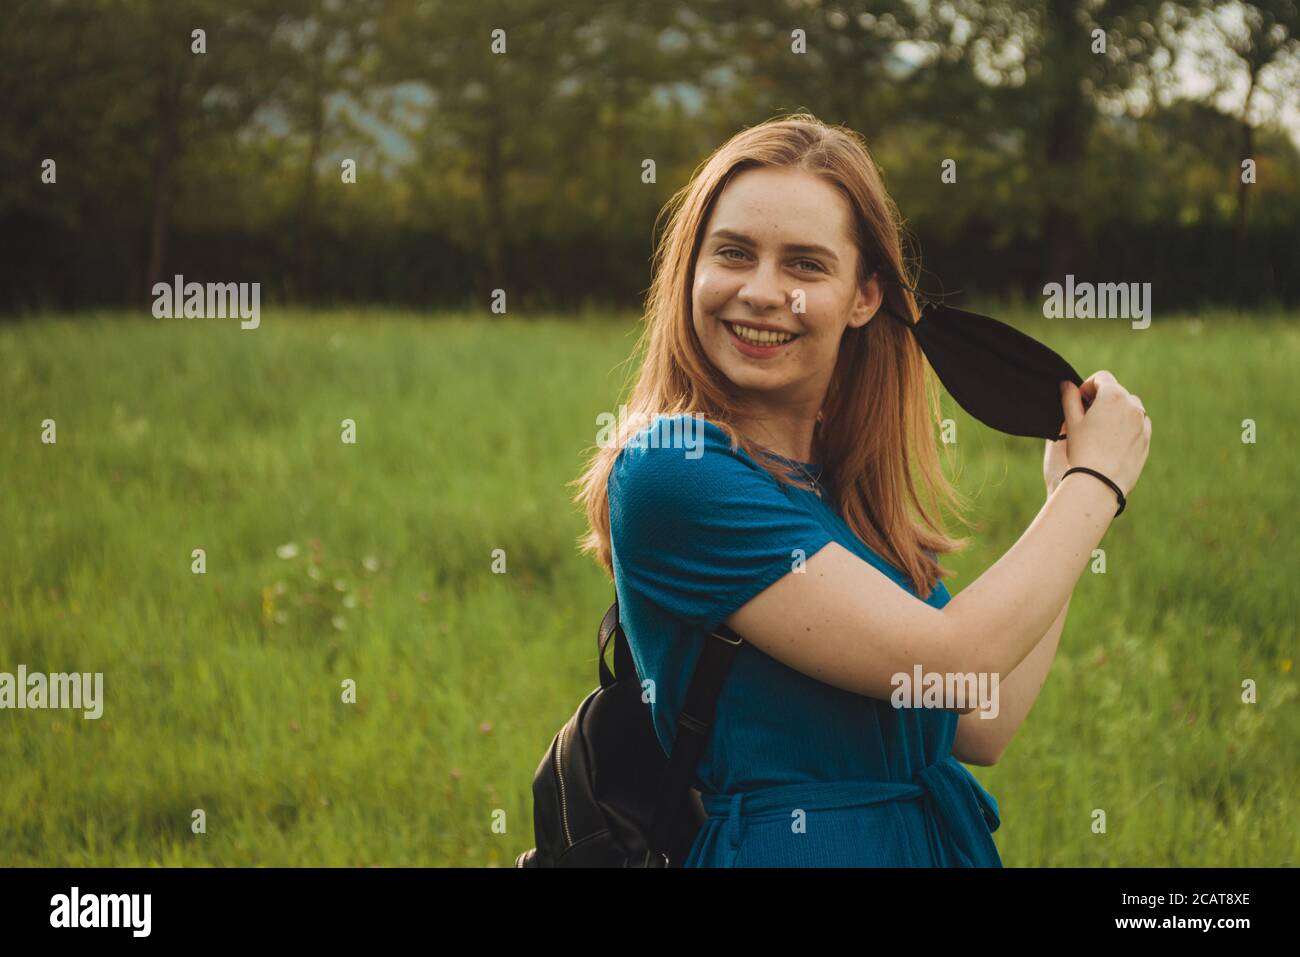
xmin=847 ymin=271 xmax=884 ymax=330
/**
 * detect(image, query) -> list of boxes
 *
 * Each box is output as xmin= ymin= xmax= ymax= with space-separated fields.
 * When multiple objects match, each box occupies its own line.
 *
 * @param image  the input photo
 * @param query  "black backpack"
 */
xmin=515 ymin=595 xmax=744 ymax=867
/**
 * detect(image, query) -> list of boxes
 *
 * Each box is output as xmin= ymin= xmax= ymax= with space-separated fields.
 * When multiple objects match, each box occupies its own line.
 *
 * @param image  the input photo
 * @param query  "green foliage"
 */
xmin=0 ymin=309 xmax=1294 ymax=865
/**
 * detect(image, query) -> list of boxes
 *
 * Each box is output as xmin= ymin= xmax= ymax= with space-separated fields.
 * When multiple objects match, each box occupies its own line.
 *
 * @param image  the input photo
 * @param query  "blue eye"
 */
xmin=796 ymin=260 xmax=825 ymax=273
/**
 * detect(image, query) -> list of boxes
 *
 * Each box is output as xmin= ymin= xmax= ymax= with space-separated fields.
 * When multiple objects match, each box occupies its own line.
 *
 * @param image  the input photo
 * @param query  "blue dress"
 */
xmin=608 ymin=415 xmax=1002 ymax=867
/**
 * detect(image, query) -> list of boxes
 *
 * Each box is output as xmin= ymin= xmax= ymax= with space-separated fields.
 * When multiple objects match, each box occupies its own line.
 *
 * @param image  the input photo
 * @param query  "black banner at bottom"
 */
xmin=0 ymin=866 xmax=1282 ymax=942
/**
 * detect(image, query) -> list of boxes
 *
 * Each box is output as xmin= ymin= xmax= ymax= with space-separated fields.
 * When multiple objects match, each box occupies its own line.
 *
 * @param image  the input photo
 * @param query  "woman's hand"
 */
xmin=1060 ymin=372 xmax=1151 ymax=497
xmin=1045 ymin=378 xmax=1092 ymax=496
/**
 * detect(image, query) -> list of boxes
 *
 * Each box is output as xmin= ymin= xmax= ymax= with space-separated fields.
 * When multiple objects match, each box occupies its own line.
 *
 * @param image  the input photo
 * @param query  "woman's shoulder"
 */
xmin=607 ymin=413 xmax=805 ymax=549
xmin=607 ymin=413 xmax=838 ymax=629
xmin=610 ymin=414 xmax=757 ymax=492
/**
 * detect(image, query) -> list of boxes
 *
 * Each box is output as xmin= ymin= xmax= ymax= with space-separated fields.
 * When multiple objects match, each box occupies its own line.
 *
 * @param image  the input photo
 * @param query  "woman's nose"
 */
xmin=737 ymin=258 xmax=787 ymax=310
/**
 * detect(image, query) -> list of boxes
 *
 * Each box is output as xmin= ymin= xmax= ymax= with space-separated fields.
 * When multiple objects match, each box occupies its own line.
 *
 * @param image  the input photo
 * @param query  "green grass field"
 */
xmin=1 ymin=307 xmax=1296 ymax=866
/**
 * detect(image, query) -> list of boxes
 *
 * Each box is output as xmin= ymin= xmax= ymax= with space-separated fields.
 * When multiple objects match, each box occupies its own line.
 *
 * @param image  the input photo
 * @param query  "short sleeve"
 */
xmin=608 ymin=416 xmax=835 ymax=633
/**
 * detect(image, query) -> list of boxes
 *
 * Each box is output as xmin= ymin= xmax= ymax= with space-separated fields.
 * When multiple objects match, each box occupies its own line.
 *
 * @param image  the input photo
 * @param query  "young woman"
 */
xmin=572 ymin=113 xmax=1151 ymax=867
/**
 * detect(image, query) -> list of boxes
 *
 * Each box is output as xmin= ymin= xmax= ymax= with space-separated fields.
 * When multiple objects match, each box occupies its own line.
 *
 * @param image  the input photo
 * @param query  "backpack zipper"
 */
xmin=554 ymin=724 xmax=574 ymax=847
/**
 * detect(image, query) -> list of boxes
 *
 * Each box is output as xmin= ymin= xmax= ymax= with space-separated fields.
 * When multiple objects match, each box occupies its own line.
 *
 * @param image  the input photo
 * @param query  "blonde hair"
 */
xmin=571 ymin=112 xmax=974 ymax=598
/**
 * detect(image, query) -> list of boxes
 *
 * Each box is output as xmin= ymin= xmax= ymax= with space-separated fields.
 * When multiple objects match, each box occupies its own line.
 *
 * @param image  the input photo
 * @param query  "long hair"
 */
xmin=571 ymin=112 xmax=975 ymax=598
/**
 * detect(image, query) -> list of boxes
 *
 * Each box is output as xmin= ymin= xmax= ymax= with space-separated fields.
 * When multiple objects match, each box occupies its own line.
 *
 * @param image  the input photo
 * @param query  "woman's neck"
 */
xmin=735 ymin=403 xmax=822 ymax=464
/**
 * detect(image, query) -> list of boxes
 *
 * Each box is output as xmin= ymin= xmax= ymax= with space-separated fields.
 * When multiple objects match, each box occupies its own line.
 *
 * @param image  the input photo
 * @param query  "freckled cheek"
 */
xmin=794 ymin=318 xmax=839 ymax=365
xmin=793 ymin=292 xmax=842 ymax=341
xmin=693 ymin=269 xmax=735 ymax=318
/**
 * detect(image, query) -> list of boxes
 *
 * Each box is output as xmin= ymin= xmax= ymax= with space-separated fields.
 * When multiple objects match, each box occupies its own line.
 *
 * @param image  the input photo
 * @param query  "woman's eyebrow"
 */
xmin=707 ymin=228 xmax=839 ymax=264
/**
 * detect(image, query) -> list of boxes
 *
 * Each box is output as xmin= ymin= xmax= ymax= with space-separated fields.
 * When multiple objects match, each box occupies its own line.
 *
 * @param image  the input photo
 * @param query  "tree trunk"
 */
xmin=146 ymin=62 xmax=182 ymax=302
xmin=297 ymin=75 xmax=324 ymax=303
xmin=1234 ymin=69 xmax=1257 ymax=252
xmin=481 ymin=114 xmax=507 ymax=305
xmin=1040 ymin=0 xmax=1090 ymax=286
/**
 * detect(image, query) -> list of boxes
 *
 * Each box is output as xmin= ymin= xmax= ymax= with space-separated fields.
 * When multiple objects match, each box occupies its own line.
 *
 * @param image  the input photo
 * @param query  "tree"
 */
xmin=92 ymin=0 xmax=292 ymax=298
xmin=264 ymin=0 xmax=382 ymax=300
xmin=1203 ymin=1 xmax=1300 ymax=244
xmin=925 ymin=0 xmax=1205 ymax=283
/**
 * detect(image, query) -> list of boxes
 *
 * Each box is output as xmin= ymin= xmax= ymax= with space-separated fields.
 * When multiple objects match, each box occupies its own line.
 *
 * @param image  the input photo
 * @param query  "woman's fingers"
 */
xmin=1060 ymin=380 xmax=1085 ymax=428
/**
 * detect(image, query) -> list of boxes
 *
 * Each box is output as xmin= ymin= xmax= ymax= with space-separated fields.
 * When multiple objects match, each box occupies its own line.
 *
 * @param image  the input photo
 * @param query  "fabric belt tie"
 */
xmin=698 ymin=754 xmax=1001 ymax=866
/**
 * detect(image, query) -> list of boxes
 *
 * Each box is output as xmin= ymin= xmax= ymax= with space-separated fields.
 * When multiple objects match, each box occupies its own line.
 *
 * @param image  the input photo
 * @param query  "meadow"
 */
xmin=0 ymin=307 xmax=1295 ymax=866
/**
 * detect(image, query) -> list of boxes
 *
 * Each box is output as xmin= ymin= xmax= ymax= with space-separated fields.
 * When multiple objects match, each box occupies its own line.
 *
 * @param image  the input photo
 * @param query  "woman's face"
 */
xmin=691 ymin=166 xmax=883 ymax=409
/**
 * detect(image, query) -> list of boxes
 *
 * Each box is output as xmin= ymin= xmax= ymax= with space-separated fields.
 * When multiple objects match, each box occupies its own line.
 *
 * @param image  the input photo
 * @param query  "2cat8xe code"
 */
xmin=1190 ymin=893 xmax=1250 ymax=905
xmin=1123 ymin=893 xmax=1250 ymax=908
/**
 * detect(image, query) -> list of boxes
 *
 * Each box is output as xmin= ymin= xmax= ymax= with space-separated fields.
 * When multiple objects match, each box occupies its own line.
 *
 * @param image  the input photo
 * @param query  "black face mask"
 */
xmin=892 ymin=301 xmax=1084 ymax=441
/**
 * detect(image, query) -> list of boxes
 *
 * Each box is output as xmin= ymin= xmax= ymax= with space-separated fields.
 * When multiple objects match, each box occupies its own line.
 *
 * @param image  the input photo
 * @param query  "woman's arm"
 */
xmin=951 ymin=593 xmax=1071 ymax=766
xmin=953 ymin=435 xmax=1084 ymax=764
xmin=724 ymin=472 xmax=1116 ymax=702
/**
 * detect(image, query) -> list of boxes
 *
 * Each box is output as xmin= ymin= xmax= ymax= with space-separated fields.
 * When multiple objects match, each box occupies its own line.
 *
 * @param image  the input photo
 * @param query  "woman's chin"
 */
xmin=717 ymin=362 xmax=790 ymax=393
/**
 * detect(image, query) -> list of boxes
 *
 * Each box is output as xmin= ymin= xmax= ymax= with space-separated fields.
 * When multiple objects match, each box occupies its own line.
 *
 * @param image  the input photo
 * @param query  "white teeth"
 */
xmin=729 ymin=323 xmax=794 ymax=345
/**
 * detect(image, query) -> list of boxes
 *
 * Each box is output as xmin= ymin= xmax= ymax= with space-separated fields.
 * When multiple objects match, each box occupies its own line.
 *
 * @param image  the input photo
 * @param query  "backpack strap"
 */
xmin=644 ymin=615 xmax=744 ymax=866
xmin=597 ymin=600 xmax=636 ymax=690
xmin=597 ymin=591 xmax=746 ymax=866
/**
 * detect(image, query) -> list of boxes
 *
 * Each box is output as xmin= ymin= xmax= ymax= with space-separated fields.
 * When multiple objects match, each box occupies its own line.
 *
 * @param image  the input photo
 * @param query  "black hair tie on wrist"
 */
xmin=1061 ymin=466 xmax=1126 ymax=517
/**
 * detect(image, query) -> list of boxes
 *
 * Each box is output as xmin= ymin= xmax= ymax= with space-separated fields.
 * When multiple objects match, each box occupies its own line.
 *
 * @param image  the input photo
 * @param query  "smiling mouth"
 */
xmin=724 ymin=320 xmax=800 ymax=347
